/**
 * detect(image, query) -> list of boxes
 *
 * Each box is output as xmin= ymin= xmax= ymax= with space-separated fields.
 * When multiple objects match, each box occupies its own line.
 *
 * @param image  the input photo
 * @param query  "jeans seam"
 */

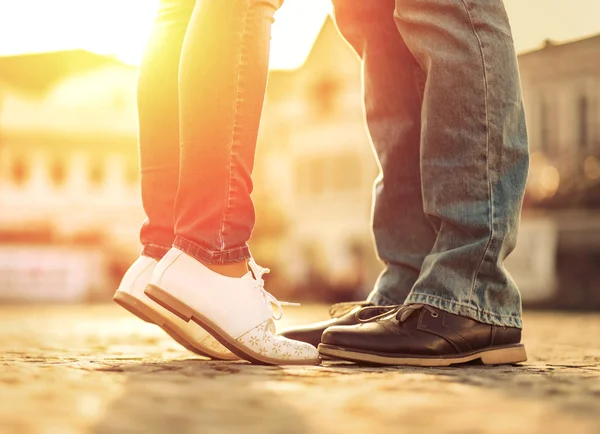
xmin=410 ymin=59 xmax=425 ymax=108
xmin=219 ymin=4 xmax=251 ymax=251
xmin=460 ymin=0 xmax=494 ymax=305
xmin=179 ymin=239 xmax=249 ymax=255
xmin=408 ymin=292 xmax=520 ymax=320
xmin=174 ymin=236 xmax=250 ymax=264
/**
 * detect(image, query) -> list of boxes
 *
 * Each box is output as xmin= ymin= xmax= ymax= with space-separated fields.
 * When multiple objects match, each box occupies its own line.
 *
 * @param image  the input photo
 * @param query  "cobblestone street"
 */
xmin=1 ymin=304 xmax=599 ymax=434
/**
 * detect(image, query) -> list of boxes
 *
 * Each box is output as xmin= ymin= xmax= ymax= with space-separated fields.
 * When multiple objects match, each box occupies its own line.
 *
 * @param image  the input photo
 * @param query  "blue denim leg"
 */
xmin=332 ymin=0 xmax=437 ymax=307
xmin=393 ymin=0 xmax=529 ymax=328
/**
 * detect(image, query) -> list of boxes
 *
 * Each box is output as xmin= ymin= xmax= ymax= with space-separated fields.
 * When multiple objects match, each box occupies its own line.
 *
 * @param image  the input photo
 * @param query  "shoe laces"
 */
xmin=328 ymin=301 xmax=372 ymax=318
xmin=356 ymin=305 xmax=403 ymax=323
xmin=248 ymin=258 xmax=299 ymax=321
xmin=355 ymin=304 xmax=438 ymax=324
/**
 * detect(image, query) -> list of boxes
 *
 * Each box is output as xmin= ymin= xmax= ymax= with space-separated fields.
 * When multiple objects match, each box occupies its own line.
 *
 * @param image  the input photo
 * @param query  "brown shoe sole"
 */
xmin=113 ymin=291 xmax=232 ymax=360
xmin=318 ymin=343 xmax=527 ymax=367
xmin=145 ymin=284 xmax=321 ymax=366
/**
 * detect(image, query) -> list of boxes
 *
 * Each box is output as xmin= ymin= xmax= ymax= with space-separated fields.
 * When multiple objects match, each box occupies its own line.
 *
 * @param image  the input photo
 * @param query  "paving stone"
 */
xmin=0 ymin=305 xmax=598 ymax=434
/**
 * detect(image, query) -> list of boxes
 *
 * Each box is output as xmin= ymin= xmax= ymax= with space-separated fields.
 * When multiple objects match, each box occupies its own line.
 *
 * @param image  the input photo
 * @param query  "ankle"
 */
xmin=200 ymin=260 xmax=248 ymax=278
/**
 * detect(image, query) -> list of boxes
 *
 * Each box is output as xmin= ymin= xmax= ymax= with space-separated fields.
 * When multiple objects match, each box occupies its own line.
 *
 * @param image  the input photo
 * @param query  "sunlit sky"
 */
xmin=0 ymin=0 xmax=599 ymax=70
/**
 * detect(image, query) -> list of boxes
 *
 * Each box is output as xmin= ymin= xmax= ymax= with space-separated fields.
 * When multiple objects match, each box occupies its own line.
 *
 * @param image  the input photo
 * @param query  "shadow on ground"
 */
xmin=88 ymin=356 xmax=600 ymax=434
xmin=90 ymin=359 xmax=312 ymax=434
xmin=2 ymin=306 xmax=599 ymax=434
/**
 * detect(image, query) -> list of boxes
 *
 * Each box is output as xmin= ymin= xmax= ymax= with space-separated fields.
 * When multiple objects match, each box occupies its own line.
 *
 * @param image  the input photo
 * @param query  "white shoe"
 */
xmin=114 ymin=255 xmax=238 ymax=360
xmin=144 ymin=248 xmax=320 ymax=365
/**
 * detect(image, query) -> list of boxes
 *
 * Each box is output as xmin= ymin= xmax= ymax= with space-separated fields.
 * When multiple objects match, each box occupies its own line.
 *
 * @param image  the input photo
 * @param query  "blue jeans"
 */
xmin=138 ymin=0 xmax=281 ymax=264
xmin=333 ymin=0 xmax=529 ymax=328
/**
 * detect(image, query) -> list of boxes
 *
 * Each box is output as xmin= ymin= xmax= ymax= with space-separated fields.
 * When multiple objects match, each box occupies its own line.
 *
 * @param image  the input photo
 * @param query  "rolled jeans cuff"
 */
xmin=174 ymin=236 xmax=251 ymax=265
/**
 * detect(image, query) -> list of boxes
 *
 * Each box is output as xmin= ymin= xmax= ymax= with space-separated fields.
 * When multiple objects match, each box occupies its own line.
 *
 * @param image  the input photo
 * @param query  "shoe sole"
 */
xmin=318 ymin=343 xmax=527 ymax=367
xmin=145 ymin=284 xmax=320 ymax=366
xmin=113 ymin=291 xmax=154 ymax=323
xmin=113 ymin=290 xmax=236 ymax=361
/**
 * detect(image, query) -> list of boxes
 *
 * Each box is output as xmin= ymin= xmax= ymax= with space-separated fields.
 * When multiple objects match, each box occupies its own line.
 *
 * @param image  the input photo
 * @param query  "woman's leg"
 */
xmin=143 ymin=0 xmax=320 ymax=365
xmin=119 ymin=0 xmax=240 ymax=362
xmin=138 ymin=0 xmax=195 ymax=260
xmin=173 ymin=0 xmax=281 ymax=267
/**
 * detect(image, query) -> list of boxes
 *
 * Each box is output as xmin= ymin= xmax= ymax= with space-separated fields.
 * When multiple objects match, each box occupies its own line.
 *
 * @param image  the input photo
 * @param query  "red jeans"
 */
xmin=137 ymin=0 xmax=282 ymax=264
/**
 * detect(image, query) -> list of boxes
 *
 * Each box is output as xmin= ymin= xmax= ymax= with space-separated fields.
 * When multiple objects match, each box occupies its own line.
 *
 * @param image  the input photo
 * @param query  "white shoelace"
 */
xmin=248 ymin=258 xmax=300 ymax=320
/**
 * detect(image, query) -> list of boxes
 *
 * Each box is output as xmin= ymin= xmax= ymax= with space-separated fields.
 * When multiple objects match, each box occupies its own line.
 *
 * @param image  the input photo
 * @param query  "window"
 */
xmin=295 ymin=153 xmax=363 ymax=197
xmin=578 ymin=95 xmax=589 ymax=150
xmin=11 ymin=157 xmax=28 ymax=186
xmin=89 ymin=158 xmax=105 ymax=187
xmin=309 ymin=76 xmax=340 ymax=117
xmin=332 ymin=155 xmax=361 ymax=191
xmin=308 ymin=158 xmax=325 ymax=196
xmin=50 ymin=159 xmax=67 ymax=187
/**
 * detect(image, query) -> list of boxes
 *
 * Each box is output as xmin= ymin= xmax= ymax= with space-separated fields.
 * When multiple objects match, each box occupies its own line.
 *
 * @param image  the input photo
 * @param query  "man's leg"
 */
xmin=138 ymin=0 xmax=195 ymax=260
xmin=319 ymin=0 xmax=529 ymax=366
xmin=278 ymin=0 xmax=437 ymax=346
xmin=392 ymin=0 xmax=529 ymax=328
xmin=333 ymin=0 xmax=437 ymax=306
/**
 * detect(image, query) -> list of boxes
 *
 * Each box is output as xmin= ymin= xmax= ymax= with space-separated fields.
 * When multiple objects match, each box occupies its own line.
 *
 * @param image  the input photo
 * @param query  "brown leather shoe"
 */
xmin=319 ymin=304 xmax=527 ymax=366
xmin=279 ymin=302 xmax=398 ymax=347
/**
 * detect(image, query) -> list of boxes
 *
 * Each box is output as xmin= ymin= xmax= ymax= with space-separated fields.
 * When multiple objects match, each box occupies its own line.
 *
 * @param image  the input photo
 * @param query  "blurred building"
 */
xmin=0 ymin=51 xmax=142 ymax=301
xmin=518 ymin=35 xmax=600 ymax=309
xmin=0 ymin=22 xmax=599 ymax=307
xmin=519 ymin=35 xmax=600 ymax=203
xmin=257 ymin=20 xmax=600 ymax=307
xmin=256 ymin=19 xmax=381 ymax=302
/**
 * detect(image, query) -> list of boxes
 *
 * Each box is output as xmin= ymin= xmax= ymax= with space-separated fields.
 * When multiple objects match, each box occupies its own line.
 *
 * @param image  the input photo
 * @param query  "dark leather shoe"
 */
xmin=279 ymin=302 xmax=397 ymax=347
xmin=319 ymin=304 xmax=527 ymax=366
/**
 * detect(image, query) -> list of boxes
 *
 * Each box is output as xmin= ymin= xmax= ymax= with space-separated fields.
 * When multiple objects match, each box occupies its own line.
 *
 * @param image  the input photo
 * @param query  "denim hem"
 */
xmin=174 ymin=236 xmax=251 ymax=265
xmin=404 ymin=291 xmax=522 ymax=329
xmin=142 ymin=244 xmax=171 ymax=261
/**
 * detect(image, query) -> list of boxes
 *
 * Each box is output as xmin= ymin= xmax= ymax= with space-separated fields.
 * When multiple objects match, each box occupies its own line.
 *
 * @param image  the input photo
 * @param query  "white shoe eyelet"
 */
xmin=431 ymin=312 xmax=439 ymax=318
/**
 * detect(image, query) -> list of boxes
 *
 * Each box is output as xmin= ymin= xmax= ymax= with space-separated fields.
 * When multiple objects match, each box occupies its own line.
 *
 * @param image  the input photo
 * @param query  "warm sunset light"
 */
xmin=2 ymin=0 xmax=600 ymax=429
xmin=0 ymin=0 xmax=599 ymax=69
xmin=0 ymin=0 xmax=332 ymax=70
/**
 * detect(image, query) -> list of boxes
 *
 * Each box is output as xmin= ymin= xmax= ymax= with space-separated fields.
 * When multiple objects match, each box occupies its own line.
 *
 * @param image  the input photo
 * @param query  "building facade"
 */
xmin=0 ymin=51 xmax=143 ymax=300
xmin=255 ymin=19 xmax=381 ymax=301
xmin=519 ymin=36 xmax=600 ymax=201
xmin=1 ymin=25 xmax=599 ymax=306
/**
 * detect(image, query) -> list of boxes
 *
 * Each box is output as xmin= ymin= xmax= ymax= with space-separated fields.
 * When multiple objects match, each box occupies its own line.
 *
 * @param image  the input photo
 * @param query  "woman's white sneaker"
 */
xmin=114 ymin=255 xmax=238 ymax=360
xmin=144 ymin=248 xmax=320 ymax=365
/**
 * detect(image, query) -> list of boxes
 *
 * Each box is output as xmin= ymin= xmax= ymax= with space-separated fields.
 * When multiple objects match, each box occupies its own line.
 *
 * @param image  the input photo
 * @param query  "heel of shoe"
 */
xmin=113 ymin=291 xmax=155 ymax=324
xmin=145 ymin=284 xmax=193 ymax=323
xmin=480 ymin=344 xmax=527 ymax=365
